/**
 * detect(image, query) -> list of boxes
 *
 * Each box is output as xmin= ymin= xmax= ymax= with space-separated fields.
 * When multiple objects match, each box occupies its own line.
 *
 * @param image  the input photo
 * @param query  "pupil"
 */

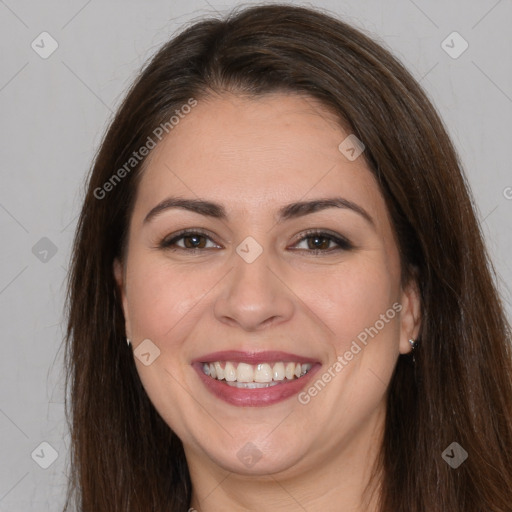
xmin=185 ymin=235 xmax=203 ymax=248
xmin=309 ymin=236 xmax=328 ymax=250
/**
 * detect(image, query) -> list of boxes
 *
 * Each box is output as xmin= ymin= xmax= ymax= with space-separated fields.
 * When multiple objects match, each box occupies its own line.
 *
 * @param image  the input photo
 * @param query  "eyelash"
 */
xmin=158 ymin=228 xmax=354 ymax=254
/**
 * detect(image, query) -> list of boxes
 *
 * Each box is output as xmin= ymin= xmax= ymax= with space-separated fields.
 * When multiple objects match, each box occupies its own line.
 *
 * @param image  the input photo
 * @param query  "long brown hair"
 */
xmin=63 ymin=4 xmax=512 ymax=511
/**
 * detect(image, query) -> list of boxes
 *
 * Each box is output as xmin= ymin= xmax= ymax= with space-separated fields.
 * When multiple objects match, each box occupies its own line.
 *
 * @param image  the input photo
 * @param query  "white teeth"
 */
xmin=202 ymin=361 xmax=313 ymax=383
xmin=273 ymin=362 xmax=285 ymax=381
xmin=214 ymin=362 xmax=224 ymax=380
xmin=285 ymin=362 xmax=295 ymax=380
xmin=226 ymin=381 xmax=280 ymax=389
xmin=236 ymin=362 xmax=254 ymax=382
xmin=224 ymin=362 xmax=236 ymax=382
xmin=254 ymin=363 xmax=272 ymax=383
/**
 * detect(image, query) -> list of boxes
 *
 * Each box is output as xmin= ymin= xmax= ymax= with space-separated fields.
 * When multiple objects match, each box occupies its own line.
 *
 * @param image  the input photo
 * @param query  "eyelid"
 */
xmin=289 ymin=228 xmax=353 ymax=252
xmin=159 ymin=228 xmax=221 ymax=249
xmin=158 ymin=228 xmax=353 ymax=253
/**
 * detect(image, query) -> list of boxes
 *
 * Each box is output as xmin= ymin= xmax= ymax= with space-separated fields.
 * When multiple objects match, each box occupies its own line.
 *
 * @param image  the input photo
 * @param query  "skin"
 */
xmin=114 ymin=92 xmax=421 ymax=511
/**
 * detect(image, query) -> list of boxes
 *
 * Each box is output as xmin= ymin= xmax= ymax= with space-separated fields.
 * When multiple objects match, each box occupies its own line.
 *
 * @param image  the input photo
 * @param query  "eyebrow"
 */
xmin=143 ymin=196 xmax=375 ymax=227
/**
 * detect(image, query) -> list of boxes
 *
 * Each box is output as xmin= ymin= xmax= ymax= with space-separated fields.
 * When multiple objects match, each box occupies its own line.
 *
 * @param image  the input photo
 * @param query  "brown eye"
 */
xmin=291 ymin=230 xmax=353 ymax=253
xmin=181 ymin=234 xmax=207 ymax=249
xmin=159 ymin=229 xmax=353 ymax=254
xmin=159 ymin=230 xmax=220 ymax=251
xmin=306 ymin=235 xmax=332 ymax=250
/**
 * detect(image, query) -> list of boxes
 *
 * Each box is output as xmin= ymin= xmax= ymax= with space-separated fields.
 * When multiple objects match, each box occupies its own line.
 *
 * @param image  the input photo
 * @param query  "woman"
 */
xmin=63 ymin=4 xmax=512 ymax=511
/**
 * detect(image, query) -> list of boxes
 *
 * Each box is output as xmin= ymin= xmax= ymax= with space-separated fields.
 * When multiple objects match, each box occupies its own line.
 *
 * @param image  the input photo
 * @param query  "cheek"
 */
xmin=300 ymin=262 xmax=400 ymax=419
xmin=125 ymin=256 xmax=210 ymax=343
xmin=305 ymin=260 xmax=399 ymax=346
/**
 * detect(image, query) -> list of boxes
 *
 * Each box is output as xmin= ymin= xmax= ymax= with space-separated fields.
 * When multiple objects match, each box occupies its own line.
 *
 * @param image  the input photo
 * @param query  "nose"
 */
xmin=213 ymin=247 xmax=295 ymax=332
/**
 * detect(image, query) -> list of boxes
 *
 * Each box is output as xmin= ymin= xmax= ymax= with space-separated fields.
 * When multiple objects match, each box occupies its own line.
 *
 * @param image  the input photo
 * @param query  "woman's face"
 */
xmin=114 ymin=92 xmax=420 ymax=479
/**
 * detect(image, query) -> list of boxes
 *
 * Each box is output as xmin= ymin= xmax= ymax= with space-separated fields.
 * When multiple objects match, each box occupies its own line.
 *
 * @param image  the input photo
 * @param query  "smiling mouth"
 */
xmin=201 ymin=361 xmax=313 ymax=388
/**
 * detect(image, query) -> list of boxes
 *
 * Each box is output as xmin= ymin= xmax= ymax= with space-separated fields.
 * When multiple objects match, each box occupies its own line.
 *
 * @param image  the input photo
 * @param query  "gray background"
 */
xmin=0 ymin=0 xmax=510 ymax=510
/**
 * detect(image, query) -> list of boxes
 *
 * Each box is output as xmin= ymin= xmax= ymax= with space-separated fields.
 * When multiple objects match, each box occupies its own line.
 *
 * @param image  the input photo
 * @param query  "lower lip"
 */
xmin=193 ymin=363 xmax=321 ymax=407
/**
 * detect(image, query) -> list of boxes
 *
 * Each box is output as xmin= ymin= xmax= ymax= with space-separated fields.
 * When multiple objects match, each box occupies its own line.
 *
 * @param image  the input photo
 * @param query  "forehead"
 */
xmin=133 ymin=92 xmax=386 ymax=226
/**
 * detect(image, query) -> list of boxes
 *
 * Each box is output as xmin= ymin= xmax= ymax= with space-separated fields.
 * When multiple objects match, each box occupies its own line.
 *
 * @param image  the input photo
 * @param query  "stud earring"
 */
xmin=126 ymin=337 xmax=131 ymax=347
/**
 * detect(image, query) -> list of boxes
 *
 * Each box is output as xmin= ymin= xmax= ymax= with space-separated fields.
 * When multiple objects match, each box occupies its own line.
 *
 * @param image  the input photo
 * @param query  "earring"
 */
xmin=408 ymin=338 xmax=416 ymax=364
xmin=126 ymin=337 xmax=131 ymax=347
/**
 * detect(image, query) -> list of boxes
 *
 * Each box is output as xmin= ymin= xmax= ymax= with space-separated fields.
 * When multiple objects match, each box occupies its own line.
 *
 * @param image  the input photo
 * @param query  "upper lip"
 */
xmin=192 ymin=350 xmax=319 ymax=365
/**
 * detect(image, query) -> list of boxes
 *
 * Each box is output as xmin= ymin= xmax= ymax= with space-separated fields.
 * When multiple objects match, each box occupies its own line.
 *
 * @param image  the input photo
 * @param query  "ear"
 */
xmin=113 ymin=258 xmax=132 ymax=340
xmin=398 ymin=276 xmax=422 ymax=355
